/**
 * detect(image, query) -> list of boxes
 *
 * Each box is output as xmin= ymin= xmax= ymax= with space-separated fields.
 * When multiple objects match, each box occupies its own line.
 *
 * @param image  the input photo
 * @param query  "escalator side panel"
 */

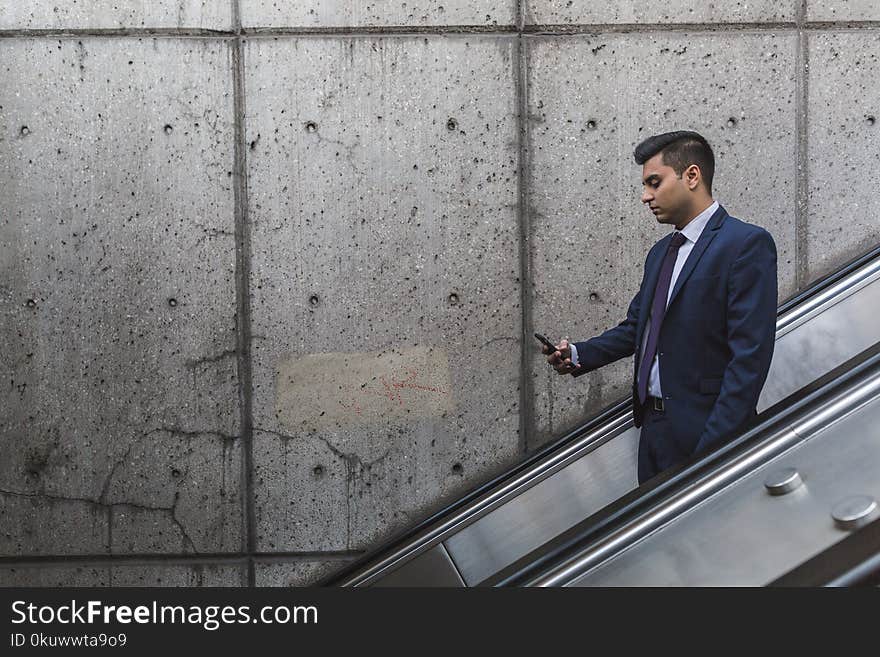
xmin=445 ymin=426 xmax=639 ymax=585
xmin=758 ymin=272 xmax=880 ymax=411
xmin=370 ymin=543 xmax=465 ymax=587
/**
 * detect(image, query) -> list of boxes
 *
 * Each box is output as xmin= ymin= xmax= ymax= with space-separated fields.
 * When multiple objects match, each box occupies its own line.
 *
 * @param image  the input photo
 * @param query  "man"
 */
xmin=543 ymin=130 xmax=777 ymax=484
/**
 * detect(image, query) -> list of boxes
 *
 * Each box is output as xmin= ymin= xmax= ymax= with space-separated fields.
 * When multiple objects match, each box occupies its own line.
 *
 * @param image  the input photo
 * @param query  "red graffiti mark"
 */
xmin=338 ymin=399 xmax=363 ymax=415
xmin=370 ymin=369 xmax=448 ymax=406
xmin=340 ymin=369 xmax=448 ymax=413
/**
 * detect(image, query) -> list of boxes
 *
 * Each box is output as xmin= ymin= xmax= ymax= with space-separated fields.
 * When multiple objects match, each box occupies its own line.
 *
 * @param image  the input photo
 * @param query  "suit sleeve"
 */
xmin=695 ymin=228 xmax=777 ymax=453
xmin=570 ymin=283 xmax=642 ymax=377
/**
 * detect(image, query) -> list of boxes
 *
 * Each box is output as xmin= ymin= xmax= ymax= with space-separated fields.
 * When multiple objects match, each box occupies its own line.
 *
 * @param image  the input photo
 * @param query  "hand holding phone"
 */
xmin=534 ymin=332 xmax=561 ymax=354
xmin=535 ymin=333 xmax=578 ymax=372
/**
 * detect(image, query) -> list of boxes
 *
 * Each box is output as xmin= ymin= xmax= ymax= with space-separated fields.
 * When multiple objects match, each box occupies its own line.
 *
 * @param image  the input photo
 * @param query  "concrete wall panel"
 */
xmin=245 ymin=36 xmax=521 ymax=552
xmin=0 ymin=1 xmax=231 ymax=31
xmin=525 ymin=1 xmax=798 ymax=25
xmin=240 ymin=1 xmax=514 ymax=28
xmin=806 ymin=32 xmax=880 ymax=279
xmin=0 ymin=563 xmax=243 ymax=586
xmin=0 ymin=37 xmax=241 ymax=556
xmin=808 ymin=1 xmax=880 ymax=21
xmin=526 ymin=33 xmax=798 ymax=448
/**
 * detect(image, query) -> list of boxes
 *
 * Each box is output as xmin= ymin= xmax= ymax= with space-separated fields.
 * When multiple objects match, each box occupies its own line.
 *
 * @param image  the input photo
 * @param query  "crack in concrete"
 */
xmin=257 ymin=428 xmax=392 ymax=471
xmin=2 ymin=488 xmax=200 ymax=552
xmin=142 ymin=427 xmax=239 ymax=441
xmin=0 ymin=487 xmax=109 ymax=510
xmin=193 ymin=226 xmax=236 ymax=247
xmin=309 ymin=130 xmax=365 ymax=178
xmin=101 ymin=426 xmax=237 ymax=503
xmin=184 ymin=349 xmax=238 ymax=369
xmin=99 ymin=438 xmax=139 ymax=505
xmin=170 ymin=491 xmax=198 ymax=552
xmin=256 ymin=427 xmax=394 ymax=549
xmin=93 ymin=427 xmax=241 ymax=552
xmin=481 ymin=336 xmax=518 ymax=348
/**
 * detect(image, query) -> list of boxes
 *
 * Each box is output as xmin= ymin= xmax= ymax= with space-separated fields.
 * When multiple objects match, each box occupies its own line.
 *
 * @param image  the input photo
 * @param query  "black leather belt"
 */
xmin=647 ymin=396 xmax=664 ymax=412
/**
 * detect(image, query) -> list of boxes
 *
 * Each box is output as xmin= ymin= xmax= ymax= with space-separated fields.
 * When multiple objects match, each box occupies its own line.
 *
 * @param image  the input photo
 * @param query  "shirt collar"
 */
xmin=677 ymin=200 xmax=719 ymax=244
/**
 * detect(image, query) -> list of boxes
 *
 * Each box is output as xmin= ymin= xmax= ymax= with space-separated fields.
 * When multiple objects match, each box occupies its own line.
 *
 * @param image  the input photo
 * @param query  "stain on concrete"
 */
xmin=275 ymin=346 xmax=455 ymax=432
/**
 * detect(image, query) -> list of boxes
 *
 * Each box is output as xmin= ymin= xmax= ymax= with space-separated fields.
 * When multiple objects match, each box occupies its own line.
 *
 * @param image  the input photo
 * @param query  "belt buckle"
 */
xmin=653 ymin=397 xmax=664 ymax=412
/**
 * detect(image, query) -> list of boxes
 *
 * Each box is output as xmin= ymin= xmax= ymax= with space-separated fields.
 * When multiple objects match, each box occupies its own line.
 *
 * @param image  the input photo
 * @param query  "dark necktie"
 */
xmin=637 ymin=231 xmax=687 ymax=405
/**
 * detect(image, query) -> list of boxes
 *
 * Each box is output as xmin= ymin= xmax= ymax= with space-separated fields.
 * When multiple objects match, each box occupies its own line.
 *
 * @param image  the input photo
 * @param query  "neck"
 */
xmin=674 ymin=197 xmax=715 ymax=231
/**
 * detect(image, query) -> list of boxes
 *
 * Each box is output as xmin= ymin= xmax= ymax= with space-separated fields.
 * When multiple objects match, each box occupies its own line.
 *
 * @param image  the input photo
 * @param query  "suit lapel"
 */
xmin=667 ymin=205 xmax=727 ymax=308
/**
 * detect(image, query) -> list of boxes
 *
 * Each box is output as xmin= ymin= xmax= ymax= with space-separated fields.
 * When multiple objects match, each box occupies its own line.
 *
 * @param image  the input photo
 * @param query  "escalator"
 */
xmin=322 ymin=244 xmax=880 ymax=586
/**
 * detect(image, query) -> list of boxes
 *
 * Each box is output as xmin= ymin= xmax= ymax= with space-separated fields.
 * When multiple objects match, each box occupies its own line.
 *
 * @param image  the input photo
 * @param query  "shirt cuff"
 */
xmin=569 ymin=343 xmax=579 ymax=366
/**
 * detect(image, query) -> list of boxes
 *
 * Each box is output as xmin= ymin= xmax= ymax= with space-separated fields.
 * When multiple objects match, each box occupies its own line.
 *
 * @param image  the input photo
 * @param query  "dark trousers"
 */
xmin=637 ymin=403 xmax=692 ymax=485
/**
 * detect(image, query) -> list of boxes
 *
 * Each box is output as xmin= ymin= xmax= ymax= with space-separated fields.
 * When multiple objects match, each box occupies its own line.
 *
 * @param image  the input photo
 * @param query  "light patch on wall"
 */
xmin=275 ymin=346 xmax=455 ymax=431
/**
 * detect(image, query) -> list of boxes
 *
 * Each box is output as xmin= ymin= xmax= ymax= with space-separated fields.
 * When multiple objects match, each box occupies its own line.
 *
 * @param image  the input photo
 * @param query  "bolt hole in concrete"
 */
xmin=313 ymin=465 xmax=324 ymax=477
xmin=20 ymin=126 xmax=30 ymax=136
xmin=727 ymin=117 xmax=738 ymax=127
xmin=164 ymin=124 xmax=173 ymax=134
xmin=446 ymin=118 xmax=458 ymax=131
xmin=25 ymin=299 xmax=37 ymax=308
xmin=448 ymin=293 xmax=459 ymax=305
xmin=309 ymin=295 xmax=320 ymax=307
xmin=586 ymin=119 xmax=597 ymax=130
xmin=305 ymin=121 xmax=318 ymax=133
xmin=171 ymin=468 xmax=182 ymax=478
xmin=589 ymin=292 xmax=600 ymax=302
xmin=168 ymin=298 xmax=178 ymax=307
xmin=452 ymin=463 xmax=463 ymax=474
xmin=867 ymin=115 xmax=876 ymax=126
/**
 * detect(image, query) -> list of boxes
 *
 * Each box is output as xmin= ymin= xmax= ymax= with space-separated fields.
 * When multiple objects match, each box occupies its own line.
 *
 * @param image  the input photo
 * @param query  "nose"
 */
xmin=641 ymin=189 xmax=653 ymax=204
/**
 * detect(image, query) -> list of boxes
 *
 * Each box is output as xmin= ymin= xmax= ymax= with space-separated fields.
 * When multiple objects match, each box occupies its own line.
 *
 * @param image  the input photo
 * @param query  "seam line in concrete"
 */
xmin=515 ymin=0 xmax=533 ymax=457
xmin=795 ymin=2 xmax=810 ymax=289
xmin=0 ymin=555 xmax=250 ymax=567
xmin=2 ymin=22 xmax=879 ymax=40
xmin=0 ymin=28 xmax=234 ymax=38
xmin=0 ymin=552 xmax=365 ymax=568
xmin=231 ymin=0 xmax=257 ymax=589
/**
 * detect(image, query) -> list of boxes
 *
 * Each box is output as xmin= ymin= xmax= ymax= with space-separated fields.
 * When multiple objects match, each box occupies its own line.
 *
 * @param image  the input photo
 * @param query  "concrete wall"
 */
xmin=1 ymin=2 xmax=878 ymax=586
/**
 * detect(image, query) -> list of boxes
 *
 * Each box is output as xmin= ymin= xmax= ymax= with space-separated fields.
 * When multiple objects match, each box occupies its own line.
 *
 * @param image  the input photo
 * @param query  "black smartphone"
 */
xmin=534 ymin=332 xmax=562 ymax=353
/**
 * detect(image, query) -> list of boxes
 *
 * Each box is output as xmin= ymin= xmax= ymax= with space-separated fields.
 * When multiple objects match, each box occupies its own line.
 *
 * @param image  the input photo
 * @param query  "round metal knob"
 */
xmin=831 ymin=495 xmax=878 ymax=531
xmin=764 ymin=468 xmax=803 ymax=495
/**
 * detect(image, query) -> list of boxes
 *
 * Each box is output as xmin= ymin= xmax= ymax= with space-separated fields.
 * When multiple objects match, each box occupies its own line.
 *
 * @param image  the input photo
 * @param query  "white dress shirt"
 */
xmin=570 ymin=201 xmax=719 ymax=398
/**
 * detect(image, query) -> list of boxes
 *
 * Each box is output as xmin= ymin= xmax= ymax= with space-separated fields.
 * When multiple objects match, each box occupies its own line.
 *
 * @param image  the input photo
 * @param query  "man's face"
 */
xmin=640 ymin=152 xmax=691 ymax=227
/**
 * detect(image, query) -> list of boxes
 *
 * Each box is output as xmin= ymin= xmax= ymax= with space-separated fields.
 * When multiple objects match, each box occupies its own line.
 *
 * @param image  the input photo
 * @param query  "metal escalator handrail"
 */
xmin=321 ymin=243 xmax=880 ymax=586
xmin=519 ymin=347 xmax=880 ymax=587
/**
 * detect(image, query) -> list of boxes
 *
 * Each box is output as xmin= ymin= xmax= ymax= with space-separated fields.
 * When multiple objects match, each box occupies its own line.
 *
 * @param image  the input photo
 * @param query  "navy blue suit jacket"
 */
xmin=572 ymin=205 xmax=777 ymax=456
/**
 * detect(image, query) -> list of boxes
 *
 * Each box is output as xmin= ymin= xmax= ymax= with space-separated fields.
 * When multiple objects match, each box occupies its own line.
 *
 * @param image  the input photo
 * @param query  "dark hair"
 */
xmin=633 ymin=130 xmax=715 ymax=193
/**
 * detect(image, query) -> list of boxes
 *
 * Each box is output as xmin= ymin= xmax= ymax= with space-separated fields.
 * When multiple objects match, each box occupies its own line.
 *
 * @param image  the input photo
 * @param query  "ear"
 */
xmin=684 ymin=164 xmax=702 ymax=191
